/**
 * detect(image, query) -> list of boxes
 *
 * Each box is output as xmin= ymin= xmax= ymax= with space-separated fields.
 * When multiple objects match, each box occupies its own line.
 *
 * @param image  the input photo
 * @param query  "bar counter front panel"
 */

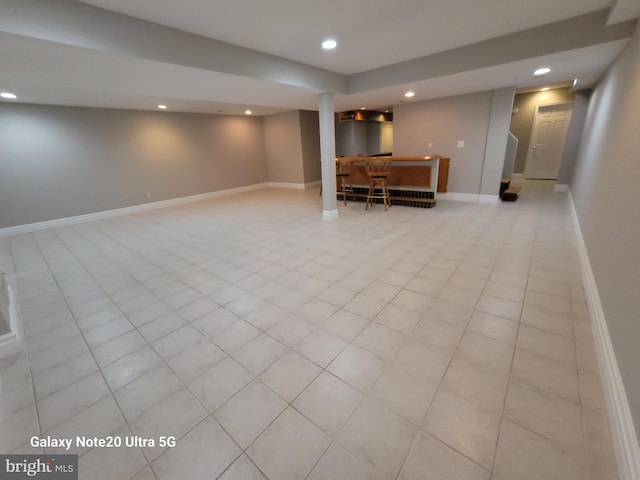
xmin=336 ymin=155 xmax=447 ymax=208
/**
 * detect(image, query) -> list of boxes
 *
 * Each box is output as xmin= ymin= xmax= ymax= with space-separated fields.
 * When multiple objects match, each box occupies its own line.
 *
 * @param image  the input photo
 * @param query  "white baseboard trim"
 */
xmin=0 ymin=183 xmax=269 ymax=238
xmin=304 ymin=180 xmax=322 ymax=189
xmin=478 ymin=195 xmax=500 ymax=204
xmin=568 ymin=189 xmax=640 ymax=480
xmin=266 ymin=181 xmax=306 ymax=190
xmin=322 ymin=209 xmax=339 ymax=220
xmin=554 ymin=184 xmax=569 ymax=192
xmin=438 ymin=192 xmax=499 ymax=204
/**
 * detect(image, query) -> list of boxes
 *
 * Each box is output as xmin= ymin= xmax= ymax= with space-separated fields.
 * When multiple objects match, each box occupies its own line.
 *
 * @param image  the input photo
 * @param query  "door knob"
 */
xmin=532 ymin=145 xmax=537 ymax=149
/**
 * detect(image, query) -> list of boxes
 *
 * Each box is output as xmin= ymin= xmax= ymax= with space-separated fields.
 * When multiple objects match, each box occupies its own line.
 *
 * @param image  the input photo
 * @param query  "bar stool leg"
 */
xmin=365 ymin=179 xmax=375 ymax=210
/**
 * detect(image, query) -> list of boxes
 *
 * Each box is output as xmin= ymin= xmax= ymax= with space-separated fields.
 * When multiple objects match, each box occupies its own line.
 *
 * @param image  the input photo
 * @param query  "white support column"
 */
xmin=318 ymin=92 xmax=338 ymax=219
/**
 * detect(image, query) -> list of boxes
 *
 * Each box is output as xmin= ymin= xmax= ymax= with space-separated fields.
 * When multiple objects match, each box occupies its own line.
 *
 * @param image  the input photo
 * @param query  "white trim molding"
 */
xmin=322 ymin=209 xmax=339 ymax=220
xmin=268 ymin=180 xmax=322 ymax=190
xmin=554 ymin=184 xmax=569 ymax=192
xmin=438 ymin=192 xmax=499 ymax=204
xmin=568 ymin=189 xmax=640 ymax=480
xmin=266 ymin=181 xmax=306 ymax=190
xmin=0 ymin=183 xmax=269 ymax=238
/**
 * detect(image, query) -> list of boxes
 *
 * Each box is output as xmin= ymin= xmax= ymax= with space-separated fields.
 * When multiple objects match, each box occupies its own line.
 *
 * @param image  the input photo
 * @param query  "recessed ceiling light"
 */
xmin=157 ymin=104 xmax=167 ymax=109
xmin=540 ymin=87 xmax=550 ymax=92
xmin=245 ymin=110 xmax=252 ymax=115
xmin=404 ymin=91 xmax=415 ymax=98
xmin=572 ymin=78 xmax=578 ymax=88
xmin=360 ymin=107 xmax=366 ymax=110
xmin=1 ymin=92 xmax=17 ymax=99
xmin=322 ymin=39 xmax=337 ymax=50
xmin=534 ymin=67 xmax=550 ymax=76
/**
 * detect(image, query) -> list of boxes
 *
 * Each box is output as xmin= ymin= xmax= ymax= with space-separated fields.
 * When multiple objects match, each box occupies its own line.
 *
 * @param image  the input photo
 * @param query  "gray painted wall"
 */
xmin=393 ymin=91 xmax=493 ymax=195
xmin=299 ymin=110 xmax=321 ymax=184
xmin=0 ymin=104 xmax=267 ymax=227
xmin=263 ymin=110 xmax=305 ymax=185
xmin=571 ymin=23 xmax=640 ymax=436
xmin=557 ymin=90 xmax=591 ymax=186
xmin=510 ymin=88 xmax=576 ymax=173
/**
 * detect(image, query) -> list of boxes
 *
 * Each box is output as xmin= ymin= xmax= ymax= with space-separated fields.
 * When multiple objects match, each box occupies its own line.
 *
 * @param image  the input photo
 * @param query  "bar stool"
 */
xmin=336 ymin=159 xmax=353 ymax=205
xmin=365 ymin=159 xmax=391 ymax=211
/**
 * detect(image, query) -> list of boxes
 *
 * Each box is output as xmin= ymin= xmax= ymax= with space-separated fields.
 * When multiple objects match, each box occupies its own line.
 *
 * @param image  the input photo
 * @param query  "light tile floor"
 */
xmin=0 ymin=181 xmax=619 ymax=479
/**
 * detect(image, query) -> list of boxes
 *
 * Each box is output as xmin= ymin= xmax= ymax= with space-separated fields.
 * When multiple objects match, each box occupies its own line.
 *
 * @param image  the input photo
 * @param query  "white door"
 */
xmin=524 ymin=103 xmax=572 ymax=179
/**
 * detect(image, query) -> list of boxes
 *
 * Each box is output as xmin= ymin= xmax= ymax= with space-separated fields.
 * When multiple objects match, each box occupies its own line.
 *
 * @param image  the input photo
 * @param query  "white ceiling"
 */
xmin=0 ymin=0 xmax=638 ymax=115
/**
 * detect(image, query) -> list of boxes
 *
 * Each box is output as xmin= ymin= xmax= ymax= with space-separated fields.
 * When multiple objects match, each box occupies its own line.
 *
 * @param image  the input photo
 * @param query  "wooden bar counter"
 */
xmin=337 ymin=155 xmax=448 ymax=208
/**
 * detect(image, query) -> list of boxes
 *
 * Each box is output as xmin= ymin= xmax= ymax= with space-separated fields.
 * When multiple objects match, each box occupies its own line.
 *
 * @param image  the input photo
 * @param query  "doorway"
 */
xmin=524 ymin=103 xmax=572 ymax=179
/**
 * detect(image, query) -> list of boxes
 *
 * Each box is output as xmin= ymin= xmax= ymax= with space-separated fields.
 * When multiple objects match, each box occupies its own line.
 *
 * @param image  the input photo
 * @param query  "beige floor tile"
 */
xmin=114 ymin=364 xmax=183 ymax=421
xmin=583 ymin=407 xmax=620 ymax=480
xmin=247 ymin=407 xmax=331 ymax=480
xmin=456 ymin=332 xmax=514 ymax=375
xmin=476 ymin=294 xmax=522 ymax=322
xmin=213 ymin=379 xmax=286 ymax=448
xmin=211 ymin=319 xmax=261 ymax=353
xmin=371 ymin=365 xmax=437 ymax=424
xmin=521 ymin=304 xmax=575 ymax=338
xmin=504 ymin=380 xmax=583 ymax=450
xmin=45 ymin=396 xmax=126 ymax=455
xmin=483 ymin=280 xmax=525 ymax=303
xmin=322 ymin=310 xmax=368 ymax=341
xmin=327 ymin=344 xmax=385 ymax=392
xmin=138 ymin=312 xmax=186 ymax=343
xmin=373 ymin=303 xmax=421 ymax=335
xmin=152 ymin=417 xmax=240 ymax=480
xmin=423 ymin=388 xmax=500 ymax=469
xmin=131 ymin=387 xmax=208 ymax=460
xmin=102 ymin=345 xmax=163 ymax=391
xmin=293 ymin=371 xmax=363 ymax=436
xmin=38 ymin=371 xmax=110 ymax=431
xmin=151 ymin=325 xmax=205 ymax=360
xmin=443 ymin=356 xmax=509 ymax=414
xmin=494 ymin=420 xmax=586 ymax=480
xmin=343 ymin=292 xmax=387 ymax=320
xmin=231 ymin=333 xmax=288 ymax=375
xmin=266 ymin=314 xmax=315 ymax=347
xmin=424 ymin=299 xmax=474 ymax=326
xmin=525 ymin=290 xmax=573 ymax=316
xmin=294 ymin=329 xmax=348 ymax=367
xmin=337 ymin=397 xmax=418 ymax=479
xmin=92 ymin=330 xmax=147 ymax=368
xmin=399 ymin=431 xmax=491 ymax=480
xmin=191 ymin=307 xmax=240 ymax=337
xmin=259 ymin=351 xmax=321 ymax=402
xmin=394 ymin=338 xmax=451 ymax=383
xmin=296 ymin=298 xmax=339 ymax=325
xmin=391 ymin=289 xmax=435 ymax=314
xmin=511 ymin=348 xmax=580 ymax=403
xmin=353 ymin=322 xmax=404 ymax=360
xmin=33 ymin=350 xmax=99 ymax=399
xmin=245 ymin=303 xmax=289 ymax=330
xmin=78 ymin=426 xmax=147 ymax=480
xmin=167 ymin=338 xmax=226 ymax=382
xmin=468 ymin=310 xmax=518 ymax=345
xmin=412 ymin=317 xmax=464 ymax=353
xmin=516 ymin=324 xmax=577 ymax=366
xmin=308 ymin=442 xmax=379 ymax=480
xmin=187 ymin=357 xmax=254 ymax=412
xmin=219 ymin=454 xmax=267 ymax=480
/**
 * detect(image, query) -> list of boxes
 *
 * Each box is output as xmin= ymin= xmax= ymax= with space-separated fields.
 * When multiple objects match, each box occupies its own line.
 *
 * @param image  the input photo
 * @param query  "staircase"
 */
xmin=500 ymin=177 xmax=521 ymax=202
